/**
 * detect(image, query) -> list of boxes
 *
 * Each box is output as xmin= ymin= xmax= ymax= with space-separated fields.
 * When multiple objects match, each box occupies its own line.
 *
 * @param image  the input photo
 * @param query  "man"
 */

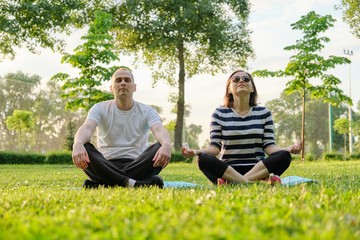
xmin=72 ymin=67 xmax=172 ymax=188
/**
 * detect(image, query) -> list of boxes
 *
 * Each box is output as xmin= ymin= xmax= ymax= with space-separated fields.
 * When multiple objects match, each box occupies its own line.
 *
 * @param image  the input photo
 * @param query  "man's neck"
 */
xmin=115 ymin=98 xmax=134 ymax=110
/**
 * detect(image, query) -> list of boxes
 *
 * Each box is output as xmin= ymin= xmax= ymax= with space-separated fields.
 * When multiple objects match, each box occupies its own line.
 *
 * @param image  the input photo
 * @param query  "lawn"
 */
xmin=0 ymin=161 xmax=359 ymax=240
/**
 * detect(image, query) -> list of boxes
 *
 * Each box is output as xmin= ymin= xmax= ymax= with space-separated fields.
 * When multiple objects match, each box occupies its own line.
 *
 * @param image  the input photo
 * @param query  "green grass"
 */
xmin=0 ymin=161 xmax=359 ymax=240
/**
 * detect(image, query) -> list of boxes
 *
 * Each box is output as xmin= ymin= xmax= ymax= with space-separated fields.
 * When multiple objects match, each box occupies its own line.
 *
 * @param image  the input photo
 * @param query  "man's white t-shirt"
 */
xmin=87 ymin=100 xmax=161 ymax=160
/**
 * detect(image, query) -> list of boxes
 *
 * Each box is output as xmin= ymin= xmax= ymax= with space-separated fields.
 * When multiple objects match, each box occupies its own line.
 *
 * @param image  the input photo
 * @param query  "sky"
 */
xmin=0 ymin=0 xmax=359 ymax=147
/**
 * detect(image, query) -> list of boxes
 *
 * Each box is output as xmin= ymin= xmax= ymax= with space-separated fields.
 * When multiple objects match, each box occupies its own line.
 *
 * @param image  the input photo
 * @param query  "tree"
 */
xmin=253 ymin=11 xmax=351 ymax=161
xmin=305 ymin=98 xmax=333 ymax=156
xmin=148 ymin=105 xmax=166 ymax=144
xmin=0 ymin=0 xmax=91 ymax=60
xmin=32 ymin=81 xmax=86 ymax=152
xmin=112 ymin=0 xmax=254 ymax=150
xmin=6 ymin=110 xmax=34 ymax=150
xmin=352 ymin=100 xmax=360 ymax=152
xmin=336 ymin=0 xmax=360 ymax=39
xmin=265 ymin=92 xmax=302 ymax=147
xmin=0 ymin=71 xmax=40 ymax=150
xmin=64 ymin=116 xmax=77 ymax=151
xmin=266 ymin=91 xmax=347 ymax=157
xmin=334 ymin=117 xmax=349 ymax=157
xmin=186 ymin=124 xmax=202 ymax=149
xmin=52 ymin=10 xmax=121 ymax=111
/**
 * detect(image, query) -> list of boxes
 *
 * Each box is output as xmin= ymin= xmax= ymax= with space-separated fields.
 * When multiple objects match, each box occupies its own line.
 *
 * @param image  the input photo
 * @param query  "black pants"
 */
xmin=198 ymin=150 xmax=292 ymax=184
xmin=83 ymin=142 xmax=163 ymax=187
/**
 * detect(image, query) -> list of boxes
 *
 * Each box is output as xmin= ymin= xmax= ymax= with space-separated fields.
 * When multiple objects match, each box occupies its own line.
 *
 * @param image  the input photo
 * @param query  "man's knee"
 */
xmin=84 ymin=142 xmax=95 ymax=150
xmin=150 ymin=142 xmax=161 ymax=150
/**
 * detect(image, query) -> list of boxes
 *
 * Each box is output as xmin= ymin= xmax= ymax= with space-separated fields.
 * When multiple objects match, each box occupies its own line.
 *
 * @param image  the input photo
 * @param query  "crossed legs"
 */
xmin=83 ymin=142 xmax=162 ymax=187
xmin=198 ymin=150 xmax=292 ymax=184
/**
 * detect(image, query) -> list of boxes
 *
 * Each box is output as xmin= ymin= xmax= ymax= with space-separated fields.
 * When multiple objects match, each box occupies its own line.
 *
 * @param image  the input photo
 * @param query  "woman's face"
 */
xmin=228 ymin=72 xmax=254 ymax=96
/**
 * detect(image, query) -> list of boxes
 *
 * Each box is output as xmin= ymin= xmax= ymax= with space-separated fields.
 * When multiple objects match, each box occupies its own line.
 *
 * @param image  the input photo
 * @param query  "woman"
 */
xmin=182 ymin=70 xmax=302 ymax=185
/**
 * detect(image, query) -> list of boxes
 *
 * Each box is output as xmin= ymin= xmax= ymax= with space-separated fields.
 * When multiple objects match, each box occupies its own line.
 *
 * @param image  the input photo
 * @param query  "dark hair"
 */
xmin=223 ymin=70 xmax=258 ymax=107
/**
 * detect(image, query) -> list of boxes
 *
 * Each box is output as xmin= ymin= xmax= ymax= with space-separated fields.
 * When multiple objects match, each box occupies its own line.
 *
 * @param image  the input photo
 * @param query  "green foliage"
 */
xmin=52 ymin=10 xmax=120 ymax=111
xmin=113 ymin=0 xmax=253 ymax=150
xmin=5 ymin=110 xmax=34 ymax=132
xmin=6 ymin=110 xmax=35 ymax=150
xmin=304 ymin=152 xmax=318 ymax=161
xmin=186 ymin=123 xmax=202 ymax=149
xmin=349 ymin=152 xmax=360 ymax=160
xmin=334 ymin=117 xmax=350 ymax=135
xmin=64 ymin=117 xmax=77 ymax=151
xmin=46 ymin=151 xmax=73 ymax=164
xmin=253 ymin=11 xmax=351 ymax=107
xmin=266 ymin=92 xmax=302 ymax=146
xmin=0 ymin=151 xmax=193 ymax=164
xmin=0 ymin=0 xmax=89 ymax=59
xmin=0 ymin=151 xmax=45 ymax=164
xmin=114 ymin=0 xmax=253 ymax=79
xmin=170 ymin=152 xmax=193 ymax=163
xmin=253 ymin=11 xmax=352 ymax=161
xmin=0 ymin=72 xmax=87 ymax=152
xmin=0 ymin=162 xmax=359 ymax=239
xmin=337 ymin=0 xmax=360 ymax=39
xmin=266 ymin=91 xmax=349 ymax=157
xmin=323 ymin=152 xmax=345 ymax=161
xmin=334 ymin=117 xmax=350 ymax=156
xmin=0 ymin=71 xmax=41 ymax=113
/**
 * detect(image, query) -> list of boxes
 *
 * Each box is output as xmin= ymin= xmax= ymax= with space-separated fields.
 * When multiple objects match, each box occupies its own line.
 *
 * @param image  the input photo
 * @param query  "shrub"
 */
xmin=305 ymin=153 xmax=318 ymax=161
xmin=46 ymin=151 xmax=73 ymax=164
xmin=0 ymin=151 xmax=45 ymax=164
xmin=323 ymin=152 xmax=344 ymax=161
xmin=349 ymin=153 xmax=360 ymax=160
xmin=0 ymin=150 xmax=193 ymax=165
xmin=171 ymin=152 xmax=193 ymax=163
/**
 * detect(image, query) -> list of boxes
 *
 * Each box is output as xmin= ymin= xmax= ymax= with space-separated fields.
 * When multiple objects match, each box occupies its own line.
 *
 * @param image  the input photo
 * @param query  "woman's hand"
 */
xmin=288 ymin=142 xmax=303 ymax=154
xmin=181 ymin=147 xmax=198 ymax=158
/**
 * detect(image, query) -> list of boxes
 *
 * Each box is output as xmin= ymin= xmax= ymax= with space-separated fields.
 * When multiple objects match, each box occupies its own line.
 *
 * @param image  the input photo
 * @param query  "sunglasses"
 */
xmin=231 ymin=75 xmax=251 ymax=83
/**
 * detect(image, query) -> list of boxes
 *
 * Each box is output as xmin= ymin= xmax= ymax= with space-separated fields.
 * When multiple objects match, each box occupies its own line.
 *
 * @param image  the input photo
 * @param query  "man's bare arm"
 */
xmin=72 ymin=120 xmax=97 ymax=169
xmin=150 ymin=123 xmax=172 ymax=168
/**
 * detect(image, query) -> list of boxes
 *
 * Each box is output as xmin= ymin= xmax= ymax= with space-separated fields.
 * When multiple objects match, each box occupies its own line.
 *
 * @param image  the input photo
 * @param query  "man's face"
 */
xmin=110 ymin=69 xmax=136 ymax=99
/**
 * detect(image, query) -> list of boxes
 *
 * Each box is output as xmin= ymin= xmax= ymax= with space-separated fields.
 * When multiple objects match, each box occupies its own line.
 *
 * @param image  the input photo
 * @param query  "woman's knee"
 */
xmin=278 ymin=150 xmax=292 ymax=167
xmin=264 ymin=150 xmax=292 ymax=175
xmin=197 ymin=152 xmax=207 ymax=170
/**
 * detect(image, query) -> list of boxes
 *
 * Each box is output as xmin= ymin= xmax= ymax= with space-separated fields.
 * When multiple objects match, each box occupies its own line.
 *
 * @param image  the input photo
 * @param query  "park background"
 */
xmin=1 ymin=1 xmax=359 ymax=239
xmin=0 ymin=0 xmax=359 ymax=157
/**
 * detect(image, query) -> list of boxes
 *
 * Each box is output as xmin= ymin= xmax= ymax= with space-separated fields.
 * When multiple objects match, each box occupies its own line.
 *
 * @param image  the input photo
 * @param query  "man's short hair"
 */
xmin=112 ymin=67 xmax=134 ymax=82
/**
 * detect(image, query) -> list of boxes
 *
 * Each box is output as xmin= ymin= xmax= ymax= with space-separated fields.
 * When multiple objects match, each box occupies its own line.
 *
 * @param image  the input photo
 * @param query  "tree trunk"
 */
xmin=343 ymin=133 xmax=347 ymax=159
xmin=301 ymin=89 xmax=306 ymax=162
xmin=174 ymin=41 xmax=185 ymax=151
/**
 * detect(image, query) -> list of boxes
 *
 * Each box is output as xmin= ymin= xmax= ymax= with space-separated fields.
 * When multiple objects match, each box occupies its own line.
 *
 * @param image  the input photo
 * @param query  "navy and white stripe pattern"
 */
xmin=210 ymin=106 xmax=275 ymax=163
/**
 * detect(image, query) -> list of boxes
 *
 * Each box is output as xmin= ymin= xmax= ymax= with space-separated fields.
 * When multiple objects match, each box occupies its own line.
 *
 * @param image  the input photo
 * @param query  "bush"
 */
xmin=46 ymin=151 xmax=73 ymax=164
xmin=349 ymin=153 xmax=360 ymax=160
xmin=0 ymin=151 xmax=45 ymax=164
xmin=0 ymin=150 xmax=194 ymax=164
xmin=323 ymin=152 xmax=344 ymax=161
xmin=171 ymin=152 xmax=193 ymax=163
xmin=305 ymin=153 xmax=318 ymax=161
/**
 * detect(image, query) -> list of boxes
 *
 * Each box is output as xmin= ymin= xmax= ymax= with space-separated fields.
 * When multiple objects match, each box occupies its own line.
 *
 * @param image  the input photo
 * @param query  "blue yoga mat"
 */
xmin=164 ymin=176 xmax=317 ymax=188
xmin=164 ymin=181 xmax=200 ymax=188
xmin=281 ymin=176 xmax=317 ymax=186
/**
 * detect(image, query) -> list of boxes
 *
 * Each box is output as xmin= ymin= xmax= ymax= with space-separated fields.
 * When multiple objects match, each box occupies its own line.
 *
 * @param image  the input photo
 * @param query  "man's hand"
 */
xmin=72 ymin=143 xmax=90 ymax=169
xmin=153 ymin=143 xmax=171 ymax=168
